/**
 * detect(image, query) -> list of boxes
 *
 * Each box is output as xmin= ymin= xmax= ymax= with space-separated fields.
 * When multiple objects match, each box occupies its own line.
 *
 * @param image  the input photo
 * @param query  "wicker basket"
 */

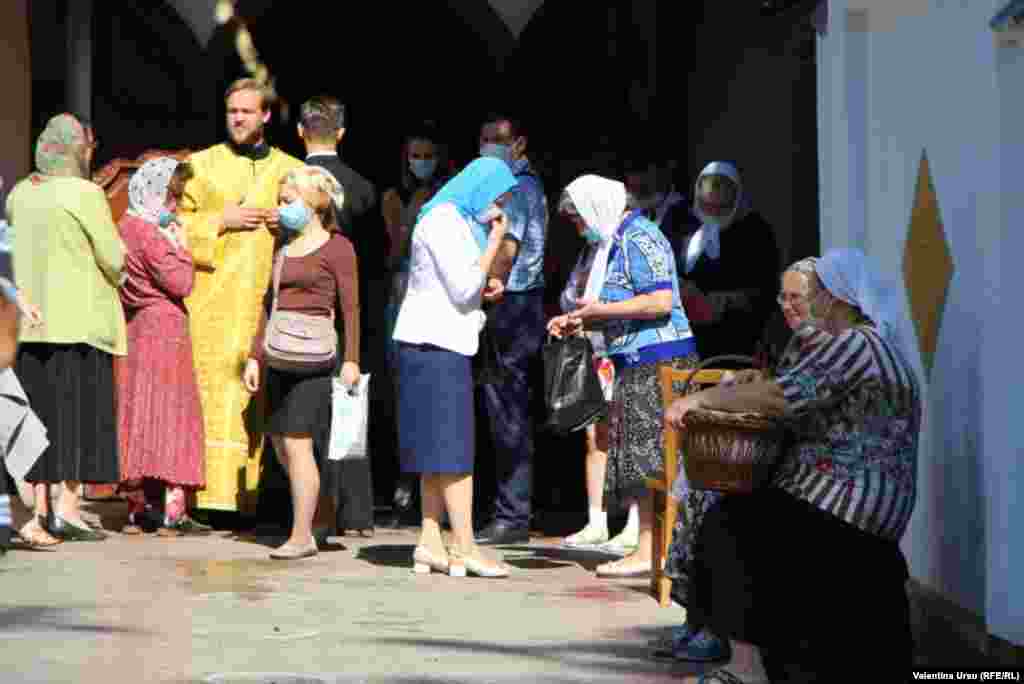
xmin=676 ymin=355 xmax=785 ymax=494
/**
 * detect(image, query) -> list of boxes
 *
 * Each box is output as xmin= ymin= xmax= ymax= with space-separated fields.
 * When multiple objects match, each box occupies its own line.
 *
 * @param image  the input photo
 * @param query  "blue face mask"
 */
xmin=409 ymin=158 xmax=437 ymax=181
xmin=279 ymin=199 xmax=311 ymax=233
xmin=479 ymin=143 xmax=513 ymax=165
xmin=582 ymin=225 xmax=603 ymax=245
xmin=158 ymin=210 xmax=177 ymax=228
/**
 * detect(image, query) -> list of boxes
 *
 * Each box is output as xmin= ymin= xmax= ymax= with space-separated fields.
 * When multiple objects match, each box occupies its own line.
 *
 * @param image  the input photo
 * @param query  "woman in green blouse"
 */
xmin=6 ymin=114 xmax=126 ymax=542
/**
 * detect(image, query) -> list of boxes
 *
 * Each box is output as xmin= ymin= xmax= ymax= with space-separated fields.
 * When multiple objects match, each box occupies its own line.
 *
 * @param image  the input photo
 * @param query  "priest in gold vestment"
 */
xmin=178 ymin=79 xmax=304 ymax=512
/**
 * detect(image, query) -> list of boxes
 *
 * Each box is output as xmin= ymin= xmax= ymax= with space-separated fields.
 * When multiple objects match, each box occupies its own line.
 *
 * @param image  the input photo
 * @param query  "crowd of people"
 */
xmin=0 ymin=78 xmax=923 ymax=682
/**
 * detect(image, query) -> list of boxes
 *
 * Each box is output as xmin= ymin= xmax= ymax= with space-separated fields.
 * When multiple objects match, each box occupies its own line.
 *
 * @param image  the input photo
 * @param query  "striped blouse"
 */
xmin=774 ymin=324 xmax=921 ymax=542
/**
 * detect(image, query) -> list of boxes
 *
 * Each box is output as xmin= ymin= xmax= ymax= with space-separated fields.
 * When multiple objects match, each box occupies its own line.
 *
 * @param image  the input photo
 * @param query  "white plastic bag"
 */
xmin=329 ymin=373 xmax=370 ymax=461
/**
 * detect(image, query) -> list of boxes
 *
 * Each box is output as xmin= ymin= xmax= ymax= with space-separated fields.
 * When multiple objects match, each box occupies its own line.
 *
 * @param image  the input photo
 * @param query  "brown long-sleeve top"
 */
xmin=249 ymin=234 xmax=360 ymax=365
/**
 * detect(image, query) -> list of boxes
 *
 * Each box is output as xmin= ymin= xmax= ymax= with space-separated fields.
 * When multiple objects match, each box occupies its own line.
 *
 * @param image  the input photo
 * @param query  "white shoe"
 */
xmin=448 ymin=545 xmax=511 ymax=578
xmin=597 ymin=529 xmax=639 ymax=557
xmin=562 ymin=523 xmax=610 ymax=548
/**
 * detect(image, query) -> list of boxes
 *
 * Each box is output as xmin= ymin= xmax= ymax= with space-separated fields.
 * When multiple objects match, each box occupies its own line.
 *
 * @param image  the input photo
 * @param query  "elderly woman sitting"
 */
xmin=653 ymin=256 xmax=821 ymax=664
xmin=664 ymin=248 xmax=922 ymax=684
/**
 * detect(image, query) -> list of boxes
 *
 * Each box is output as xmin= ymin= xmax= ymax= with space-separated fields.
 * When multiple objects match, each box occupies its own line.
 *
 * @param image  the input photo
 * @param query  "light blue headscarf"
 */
xmin=417 ymin=157 xmax=518 ymax=252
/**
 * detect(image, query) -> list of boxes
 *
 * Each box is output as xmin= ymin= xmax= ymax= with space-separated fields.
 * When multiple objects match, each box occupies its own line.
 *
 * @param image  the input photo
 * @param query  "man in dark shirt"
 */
xmin=296 ymin=96 xmax=384 ymax=535
xmin=620 ymin=148 xmax=699 ymax=262
xmin=297 ymin=96 xmax=377 ymax=240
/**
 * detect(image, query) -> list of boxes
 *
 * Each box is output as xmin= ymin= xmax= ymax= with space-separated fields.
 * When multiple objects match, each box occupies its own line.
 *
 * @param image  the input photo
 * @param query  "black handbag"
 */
xmin=542 ymin=334 xmax=607 ymax=435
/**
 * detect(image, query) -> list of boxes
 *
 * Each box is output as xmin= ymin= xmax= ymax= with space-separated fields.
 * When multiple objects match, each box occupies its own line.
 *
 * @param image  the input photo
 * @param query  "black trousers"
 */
xmin=690 ymin=488 xmax=913 ymax=682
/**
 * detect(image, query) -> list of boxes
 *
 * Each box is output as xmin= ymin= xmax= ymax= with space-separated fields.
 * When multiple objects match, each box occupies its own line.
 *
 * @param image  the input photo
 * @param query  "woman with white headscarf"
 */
xmin=115 ymin=157 xmax=208 ymax=536
xmin=548 ymin=175 xmax=698 ymax=577
xmin=663 ymin=248 xmax=922 ymax=683
xmin=679 ymin=161 xmax=779 ymax=362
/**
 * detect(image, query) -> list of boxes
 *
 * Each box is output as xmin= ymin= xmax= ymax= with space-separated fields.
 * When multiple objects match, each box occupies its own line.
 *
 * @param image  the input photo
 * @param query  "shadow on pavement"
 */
xmin=357 ymin=636 xmax=708 ymax=680
xmin=0 ymin=605 xmax=153 ymax=636
xmin=355 ymin=544 xmax=416 ymax=568
xmin=499 ymin=544 xmax=621 ymax=572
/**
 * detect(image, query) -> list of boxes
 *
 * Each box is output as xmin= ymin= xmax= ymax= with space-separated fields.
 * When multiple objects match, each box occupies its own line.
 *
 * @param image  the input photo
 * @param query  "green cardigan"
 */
xmin=6 ymin=176 xmax=127 ymax=356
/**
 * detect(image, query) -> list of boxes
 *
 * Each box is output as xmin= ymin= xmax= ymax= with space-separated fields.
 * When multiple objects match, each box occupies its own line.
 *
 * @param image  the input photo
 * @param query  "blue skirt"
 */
xmin=397 ymin=343 xmax=474 ymax=474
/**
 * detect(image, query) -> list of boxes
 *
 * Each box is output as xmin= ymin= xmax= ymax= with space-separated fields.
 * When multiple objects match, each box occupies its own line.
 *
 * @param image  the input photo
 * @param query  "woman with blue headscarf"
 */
xmin=392 ymin=157 xmax=516 ymax=579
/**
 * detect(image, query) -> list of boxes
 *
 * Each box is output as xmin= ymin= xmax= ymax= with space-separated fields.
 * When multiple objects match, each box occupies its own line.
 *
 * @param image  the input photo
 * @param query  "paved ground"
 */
xmin=1 ymin=501 xmax=708 ymax=684
xmin=4 ymin=501 xmax=1020 ymax=683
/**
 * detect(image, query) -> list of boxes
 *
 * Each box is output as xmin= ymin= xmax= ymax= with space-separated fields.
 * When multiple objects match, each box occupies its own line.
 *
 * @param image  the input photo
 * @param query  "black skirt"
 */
xmin=265 ymin=364 xmax=374 ymax=530
xmin=17 ymin=343 xmax=119 ymax=484
xmin=265 ymin=365 xmax=333 ymax=436
xmin=690 ymin=488 xmax=913 ymax=681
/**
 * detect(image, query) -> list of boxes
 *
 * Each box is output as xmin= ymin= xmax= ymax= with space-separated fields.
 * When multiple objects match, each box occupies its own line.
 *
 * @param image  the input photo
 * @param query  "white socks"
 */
xmin=588 ymin=508 xmax=607 ymax=530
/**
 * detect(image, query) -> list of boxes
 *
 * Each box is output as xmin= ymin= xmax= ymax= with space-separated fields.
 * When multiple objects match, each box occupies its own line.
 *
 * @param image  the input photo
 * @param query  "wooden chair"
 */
xmin=83 ymin=149 xmax=194 ymax=502
xmin=648 ymin=365 xmax=726 ymax=607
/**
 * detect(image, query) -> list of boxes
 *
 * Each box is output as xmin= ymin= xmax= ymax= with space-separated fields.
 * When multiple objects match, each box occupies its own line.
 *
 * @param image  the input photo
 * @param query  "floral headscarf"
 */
xmin=32 ymin=114 xmax=90 ymax=182
xmin=127 ymin=157 xmax=179 ymax=224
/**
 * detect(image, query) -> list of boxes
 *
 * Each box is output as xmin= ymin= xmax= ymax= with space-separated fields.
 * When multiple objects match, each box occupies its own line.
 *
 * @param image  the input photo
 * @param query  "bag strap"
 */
xmin=270 ymin=248 xmax=285 ymax=320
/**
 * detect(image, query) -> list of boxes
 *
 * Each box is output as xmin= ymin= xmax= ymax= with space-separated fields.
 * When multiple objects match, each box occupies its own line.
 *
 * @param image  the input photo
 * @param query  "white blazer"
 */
xmin=392 ymin=203 xmax=487 ymax=356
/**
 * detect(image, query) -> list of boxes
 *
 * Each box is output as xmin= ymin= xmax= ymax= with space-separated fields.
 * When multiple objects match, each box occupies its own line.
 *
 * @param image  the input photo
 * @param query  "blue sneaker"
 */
xmin=652 ymin=627 xmax=731 ymax=663
xmin=649 ymin=621 xmax=699 ymax=649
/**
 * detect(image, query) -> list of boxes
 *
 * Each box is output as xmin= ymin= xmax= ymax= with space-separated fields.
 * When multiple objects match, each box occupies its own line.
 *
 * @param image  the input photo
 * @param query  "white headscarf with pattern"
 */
xmin=127 ymin=157 xmax=178 ymax=224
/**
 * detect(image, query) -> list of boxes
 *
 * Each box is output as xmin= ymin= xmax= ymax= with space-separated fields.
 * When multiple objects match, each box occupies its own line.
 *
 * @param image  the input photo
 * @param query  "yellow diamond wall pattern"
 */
xmin=902 ymin=151 xmax=954 ymax=379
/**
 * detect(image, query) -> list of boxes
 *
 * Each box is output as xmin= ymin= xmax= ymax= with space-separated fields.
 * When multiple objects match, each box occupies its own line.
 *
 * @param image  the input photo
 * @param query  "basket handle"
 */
xmin=678 ymin=354 xmax=759 ymax=398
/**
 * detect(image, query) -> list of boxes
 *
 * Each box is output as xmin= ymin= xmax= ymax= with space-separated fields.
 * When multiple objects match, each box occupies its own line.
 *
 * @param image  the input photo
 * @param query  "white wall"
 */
xmin=817 ymin=0 xmax=1024 ymax=643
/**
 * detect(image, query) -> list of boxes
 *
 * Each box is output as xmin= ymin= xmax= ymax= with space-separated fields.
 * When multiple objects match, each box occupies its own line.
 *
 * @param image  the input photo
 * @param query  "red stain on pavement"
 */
xmin=564 ymin=585 xmax=638 ymax=602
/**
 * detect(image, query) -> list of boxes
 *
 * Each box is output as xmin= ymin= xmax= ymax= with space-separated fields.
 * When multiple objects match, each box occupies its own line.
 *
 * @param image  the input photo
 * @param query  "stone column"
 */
xmin=66 ymin=0 xmax=92 ymax=121
xmin=629 ymin=0 xmax=657 ymax=125
xmin=0 ymin=0 xmax=31 ymax=207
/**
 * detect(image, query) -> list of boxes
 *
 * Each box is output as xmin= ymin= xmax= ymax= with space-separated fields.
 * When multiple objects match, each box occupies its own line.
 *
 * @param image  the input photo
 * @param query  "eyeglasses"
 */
xmin=776 ymin=292 xmax=808 ymax=307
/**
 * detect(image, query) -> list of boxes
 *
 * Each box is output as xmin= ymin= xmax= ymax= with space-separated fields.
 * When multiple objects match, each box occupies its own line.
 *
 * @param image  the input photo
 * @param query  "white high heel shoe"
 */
xmin=448 ymin=545 xmax=510 ymax=578
xmin=412 ymin=545 xmax=451 ymax=575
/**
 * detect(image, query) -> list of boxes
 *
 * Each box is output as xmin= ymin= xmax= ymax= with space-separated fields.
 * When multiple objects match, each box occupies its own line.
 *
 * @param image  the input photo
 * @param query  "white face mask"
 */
xmin=805 ymin=289 xmax=836 ymax=330
xmin=476 ymin=204 xmax=503 ymax=224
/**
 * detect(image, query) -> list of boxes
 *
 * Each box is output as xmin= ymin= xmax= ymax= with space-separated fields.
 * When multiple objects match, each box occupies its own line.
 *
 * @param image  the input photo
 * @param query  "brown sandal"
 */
xmin=121 ymin=524 xmax=145 ymax=535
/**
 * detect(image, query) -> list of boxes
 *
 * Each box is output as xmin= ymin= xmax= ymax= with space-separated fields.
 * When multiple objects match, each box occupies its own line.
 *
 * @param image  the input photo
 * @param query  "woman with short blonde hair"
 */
xmin=244 ymin=164 xmax=360 ymax=560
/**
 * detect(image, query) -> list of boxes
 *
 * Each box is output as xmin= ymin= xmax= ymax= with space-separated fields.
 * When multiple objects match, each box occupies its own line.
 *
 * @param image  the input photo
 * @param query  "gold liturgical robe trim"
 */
xmin=179 ymin=144 xmax=304 ymax=512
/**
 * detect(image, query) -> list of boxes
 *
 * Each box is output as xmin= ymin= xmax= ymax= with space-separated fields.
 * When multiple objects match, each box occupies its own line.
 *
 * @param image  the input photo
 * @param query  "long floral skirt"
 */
xmin=604 ymin=353 xmax=699 ymax=510
xmin=116 ymin=321 xmax=205 ymax=488
xmin=665 ymin=488 xmax=722 ymax=605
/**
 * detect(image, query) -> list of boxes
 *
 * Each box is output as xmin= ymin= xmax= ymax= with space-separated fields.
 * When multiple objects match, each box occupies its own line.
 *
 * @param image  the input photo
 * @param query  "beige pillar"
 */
xmin=0 ymin=0 xmax=31 ymax=205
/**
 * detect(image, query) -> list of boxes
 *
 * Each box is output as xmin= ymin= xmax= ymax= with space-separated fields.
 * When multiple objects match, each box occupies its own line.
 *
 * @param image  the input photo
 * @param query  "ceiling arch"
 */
xmin=163 ymin=0 xmax=545 ymax=51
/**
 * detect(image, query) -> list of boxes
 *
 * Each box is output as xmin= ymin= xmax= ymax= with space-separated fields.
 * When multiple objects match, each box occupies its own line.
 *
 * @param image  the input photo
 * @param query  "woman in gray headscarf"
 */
xmin=662 ymin=248 xmax=922 ymax=683
xmin=653 ymin=256 xmax=820 ymax=664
